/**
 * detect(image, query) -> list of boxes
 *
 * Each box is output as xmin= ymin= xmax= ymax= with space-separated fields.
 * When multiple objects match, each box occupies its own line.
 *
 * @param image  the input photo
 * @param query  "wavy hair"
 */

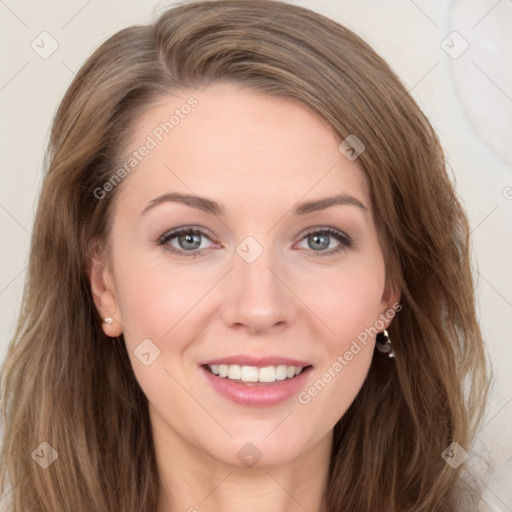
xmin=0 ymin=1 xmax=490 ymax=510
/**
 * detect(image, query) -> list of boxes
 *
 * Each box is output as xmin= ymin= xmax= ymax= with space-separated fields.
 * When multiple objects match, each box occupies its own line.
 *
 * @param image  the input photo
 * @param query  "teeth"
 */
xmin=228 ymin=364 xmax=241 ymax=380
xmin=208 ymin=364 xmax=306 ymax=383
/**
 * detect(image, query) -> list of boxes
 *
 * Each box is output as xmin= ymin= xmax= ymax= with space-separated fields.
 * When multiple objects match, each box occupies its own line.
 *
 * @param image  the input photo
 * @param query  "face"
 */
xmin=90 ymin=81 xmax=399 ymax=469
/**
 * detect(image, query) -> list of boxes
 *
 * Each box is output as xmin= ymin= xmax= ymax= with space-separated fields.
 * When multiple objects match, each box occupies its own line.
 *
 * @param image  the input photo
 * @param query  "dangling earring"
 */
xmin=376 ymin=329 xmax=395 ymax=358
xmin=103 ymin=317 xmax=113 ymax=325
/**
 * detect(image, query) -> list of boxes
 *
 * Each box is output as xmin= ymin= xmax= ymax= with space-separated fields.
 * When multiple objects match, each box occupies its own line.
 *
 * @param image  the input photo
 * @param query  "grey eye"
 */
xmin=177 ymin=232 xmax=202 ymax=250
xmin=307 ymin=233 xmax=330 ymax=251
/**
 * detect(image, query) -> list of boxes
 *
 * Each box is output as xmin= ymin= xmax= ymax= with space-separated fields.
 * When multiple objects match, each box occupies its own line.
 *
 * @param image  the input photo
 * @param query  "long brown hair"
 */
xmin=0 ymin=1 xmax=490 ymax=510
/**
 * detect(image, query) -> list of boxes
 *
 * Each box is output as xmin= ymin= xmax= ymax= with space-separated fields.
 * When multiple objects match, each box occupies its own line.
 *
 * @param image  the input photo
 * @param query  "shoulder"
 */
xmin=478 ymin=458 xmax=512 ymax=512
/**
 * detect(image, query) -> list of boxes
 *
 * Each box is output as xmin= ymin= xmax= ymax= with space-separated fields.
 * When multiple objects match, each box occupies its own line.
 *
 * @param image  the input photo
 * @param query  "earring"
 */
xmin=376 ymin=329 xmax=395 ymax=358
xmin=103 ymin=317 xmax=113 ymax=325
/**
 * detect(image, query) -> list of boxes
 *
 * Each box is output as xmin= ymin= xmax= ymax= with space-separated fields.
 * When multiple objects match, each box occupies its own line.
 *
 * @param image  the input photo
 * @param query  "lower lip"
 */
xmin=200 ymin=365 xmax=313 ymax=407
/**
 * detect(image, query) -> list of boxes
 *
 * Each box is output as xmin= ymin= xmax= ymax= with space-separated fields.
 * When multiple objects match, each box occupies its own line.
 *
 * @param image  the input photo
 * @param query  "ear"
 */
xmin=87 ymin=238 xmax=123 ymax=337
xmin=378 ymin=278 xmax=401 ymax=331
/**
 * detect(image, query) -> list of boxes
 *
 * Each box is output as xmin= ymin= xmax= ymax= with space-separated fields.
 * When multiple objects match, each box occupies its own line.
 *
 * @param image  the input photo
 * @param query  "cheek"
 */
xmin=111 ymin=263 xmax=200 ymax=409
xmin=299 ymin=346 xmax=374 ymax=438
xmin=293 ymin=259 xmax=384 ymax=412
xmin=113 ymin=245 xmax=212 ymax=339
xmin=295 ymin=260 xmax=386 ymax=345
xmin=296 ymin=269 xmax=381 ymax=426
xmin=114 ymin=240 xmax=386 ymax=360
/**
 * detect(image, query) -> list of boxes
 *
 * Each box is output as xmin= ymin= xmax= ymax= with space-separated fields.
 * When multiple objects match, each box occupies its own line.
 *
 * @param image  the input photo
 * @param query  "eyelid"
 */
xmin=293 ymin=226 xmax=352 ymax=255
xmin=156 ymin=225 xmax=352 ymax=258
xmin=296 ymin=225 xmax=351 ymax=242
xmin=156 ymin=225 xmax=217 ymax=245
xmin=156 ymin=225 xmax=219 ymax=258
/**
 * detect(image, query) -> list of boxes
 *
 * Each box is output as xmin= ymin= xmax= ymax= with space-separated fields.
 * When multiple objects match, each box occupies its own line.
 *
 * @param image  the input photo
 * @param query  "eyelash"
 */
xmin=156 ymin=226 xmax=353 ymax=259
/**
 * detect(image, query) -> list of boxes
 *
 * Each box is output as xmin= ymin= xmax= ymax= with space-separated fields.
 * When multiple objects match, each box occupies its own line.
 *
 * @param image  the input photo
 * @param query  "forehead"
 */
xmin=116 ymin=81 xmax=370 ymax=214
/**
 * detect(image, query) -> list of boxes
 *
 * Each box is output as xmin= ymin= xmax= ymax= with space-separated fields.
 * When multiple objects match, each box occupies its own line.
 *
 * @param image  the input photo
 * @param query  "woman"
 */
xmin=0 ymin=1 xmax=491 ymax=511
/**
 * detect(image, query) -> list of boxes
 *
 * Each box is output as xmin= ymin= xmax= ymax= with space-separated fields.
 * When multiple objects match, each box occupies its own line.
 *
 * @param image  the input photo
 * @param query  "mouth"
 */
xmin=201 ymin=363 xmax=313 ymax=385
xmin=200 ymin=362 xmax=314 ymax=406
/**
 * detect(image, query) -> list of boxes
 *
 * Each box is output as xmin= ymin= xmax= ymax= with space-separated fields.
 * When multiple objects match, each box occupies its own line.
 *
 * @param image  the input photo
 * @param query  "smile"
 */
xmin=205 ymin=363 xmax=308 ymax=383
xmin=200 ymin=364 xmax=313 ymax=407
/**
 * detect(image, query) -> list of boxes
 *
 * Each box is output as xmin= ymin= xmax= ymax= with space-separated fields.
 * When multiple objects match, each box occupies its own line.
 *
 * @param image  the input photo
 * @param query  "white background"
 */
xmin=1 ymin=0 xmax=511 ymax=508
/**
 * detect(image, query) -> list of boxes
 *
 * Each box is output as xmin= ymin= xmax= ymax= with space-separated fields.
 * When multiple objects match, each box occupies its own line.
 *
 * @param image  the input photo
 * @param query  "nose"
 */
xmin=220 ymin=241 xmax=299 ymax=335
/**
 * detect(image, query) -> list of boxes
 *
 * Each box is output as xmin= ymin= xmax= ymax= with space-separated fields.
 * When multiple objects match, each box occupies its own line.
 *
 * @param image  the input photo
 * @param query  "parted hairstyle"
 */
xmin=0 ymin=1 xmax=490 ymax=511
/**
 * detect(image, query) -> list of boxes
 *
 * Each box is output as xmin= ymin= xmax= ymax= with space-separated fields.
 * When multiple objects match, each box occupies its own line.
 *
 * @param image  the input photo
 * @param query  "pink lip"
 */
xmin=200 ymin=365 xmax=313 ymax=407
xmin=200 ymin=355 xmax=311 ymax=367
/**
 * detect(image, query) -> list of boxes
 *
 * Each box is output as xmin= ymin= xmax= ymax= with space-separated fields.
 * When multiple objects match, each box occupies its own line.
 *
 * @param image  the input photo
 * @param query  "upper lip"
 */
xmin=200 ymin=355 xmax=312 ymax=368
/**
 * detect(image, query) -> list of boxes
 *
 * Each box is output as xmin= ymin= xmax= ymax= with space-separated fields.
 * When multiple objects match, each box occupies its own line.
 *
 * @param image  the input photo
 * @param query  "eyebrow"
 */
xmin=140 ymin=192 xmax=368 ymax=217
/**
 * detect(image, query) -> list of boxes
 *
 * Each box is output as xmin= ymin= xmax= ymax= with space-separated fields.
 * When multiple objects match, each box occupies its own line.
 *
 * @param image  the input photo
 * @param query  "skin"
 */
xmin=89 ymin=81 xmax=400 ymax=512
